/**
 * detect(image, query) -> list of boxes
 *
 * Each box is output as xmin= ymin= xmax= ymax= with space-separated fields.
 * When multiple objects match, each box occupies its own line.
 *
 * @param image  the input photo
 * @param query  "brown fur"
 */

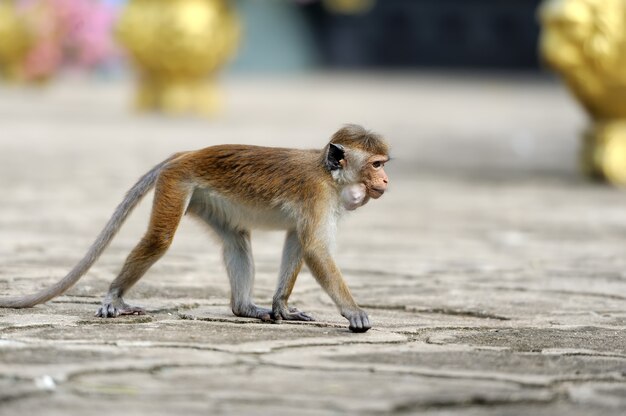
xmin=178 ymin=146 xmax=327 ymax=207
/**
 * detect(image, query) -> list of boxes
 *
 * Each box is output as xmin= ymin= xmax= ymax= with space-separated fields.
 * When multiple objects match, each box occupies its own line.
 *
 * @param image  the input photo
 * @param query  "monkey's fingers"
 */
xmin=272 ymin=307 xmax=315 ymax=322
xmin=287 ymin=307 xmax=315 ymax=321
xmin=346 ymin=310 xmax=371 ymax=333
xmin=233 ymin=304 xmax=272 ymax=322
xmin=286 ymin=307 xmax=315 ymax=321
xmin=118 ymin=306 xmax=146 ymax=316
xmin=95 ymin=303 xmax=145 ymax=318
xmin=95 ymin=303 xmax=118 ymax=318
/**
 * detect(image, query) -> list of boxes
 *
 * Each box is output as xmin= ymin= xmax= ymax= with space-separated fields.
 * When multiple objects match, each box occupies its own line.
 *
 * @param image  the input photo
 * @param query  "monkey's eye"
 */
xmin=372 ymin=161 xmax=384 ymax=169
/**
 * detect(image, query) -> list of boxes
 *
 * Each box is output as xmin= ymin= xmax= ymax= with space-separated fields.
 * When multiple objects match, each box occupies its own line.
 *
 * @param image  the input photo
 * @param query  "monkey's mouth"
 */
xmin=369 ymin=187 xmax=385 ymax=198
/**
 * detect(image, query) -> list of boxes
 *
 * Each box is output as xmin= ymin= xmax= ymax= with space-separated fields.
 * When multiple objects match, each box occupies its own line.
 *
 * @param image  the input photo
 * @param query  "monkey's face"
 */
xmin=362 ymin=155 xmax=389 ymax=199
xmin=325 ymin=140 xmax=389 ymax=202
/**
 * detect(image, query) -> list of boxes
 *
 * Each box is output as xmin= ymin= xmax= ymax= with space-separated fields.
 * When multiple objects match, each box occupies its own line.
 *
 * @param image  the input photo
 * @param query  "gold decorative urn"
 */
xmin=0 ymin=0 xmax=32 ymax=80
xmin=540 ymin=0 xmax=626 ymax=185
xmin=117 ymin=0 xmax=239 ymax=116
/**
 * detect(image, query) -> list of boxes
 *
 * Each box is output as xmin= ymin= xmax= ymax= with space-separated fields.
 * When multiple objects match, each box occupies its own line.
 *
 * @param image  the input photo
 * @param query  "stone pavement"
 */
xmin=0 ymin=74 xmax=625 ymax=415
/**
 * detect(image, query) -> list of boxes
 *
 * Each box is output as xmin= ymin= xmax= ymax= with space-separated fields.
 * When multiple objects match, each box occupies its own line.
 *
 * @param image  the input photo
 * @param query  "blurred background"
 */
xmin=1 ymin=0 xmax=545 ymax=76
xmin=4 ymin=3 xmax=626 ymax=414
xmin=4 ymin=0 xmax=626 ymax=192
xmin=0 ymin=0 xmax=588 ymax=181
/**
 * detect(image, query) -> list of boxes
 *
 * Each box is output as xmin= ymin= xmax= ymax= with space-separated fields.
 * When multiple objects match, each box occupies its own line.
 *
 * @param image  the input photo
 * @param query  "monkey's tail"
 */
xmin=0 ymin=157 xmax=173 ymax=309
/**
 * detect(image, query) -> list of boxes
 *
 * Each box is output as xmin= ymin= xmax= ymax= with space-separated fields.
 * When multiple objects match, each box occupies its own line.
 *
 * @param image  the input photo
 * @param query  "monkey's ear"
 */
xmin=326 ymin=143 xmax=345 ymax=171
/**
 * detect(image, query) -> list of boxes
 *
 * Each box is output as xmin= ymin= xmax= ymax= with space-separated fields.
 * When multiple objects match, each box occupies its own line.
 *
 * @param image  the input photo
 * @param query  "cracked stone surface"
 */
xmin=1 ymin=74 xmax=625 ymax=415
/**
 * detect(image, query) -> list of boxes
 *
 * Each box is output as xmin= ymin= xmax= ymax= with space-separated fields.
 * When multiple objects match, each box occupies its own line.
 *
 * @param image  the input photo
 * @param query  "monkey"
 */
xmin=0 ymin=124 xmax=390 ymax=332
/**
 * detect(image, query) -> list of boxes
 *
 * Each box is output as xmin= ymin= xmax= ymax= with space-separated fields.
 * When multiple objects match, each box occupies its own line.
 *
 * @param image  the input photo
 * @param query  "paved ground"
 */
xmin=0 ymin=73 xmax=625 ymax=415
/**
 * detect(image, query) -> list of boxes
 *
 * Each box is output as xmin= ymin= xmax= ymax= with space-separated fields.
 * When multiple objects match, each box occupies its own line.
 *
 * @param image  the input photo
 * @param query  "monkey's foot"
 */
xmin=342 ymin=308 xmax=371 ymax=333
xmin=272 ymin=306 xmax=315 ymax=321
xmin=232 ymin=304 xmax=272 ymax=322
xmin=95 ymin=301 xmax=146 ymax=318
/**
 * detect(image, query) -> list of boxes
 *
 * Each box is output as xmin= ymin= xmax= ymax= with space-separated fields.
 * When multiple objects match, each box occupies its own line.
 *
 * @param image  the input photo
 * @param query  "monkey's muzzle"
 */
xmin=369 ymin=187 xmax=386 ymax=199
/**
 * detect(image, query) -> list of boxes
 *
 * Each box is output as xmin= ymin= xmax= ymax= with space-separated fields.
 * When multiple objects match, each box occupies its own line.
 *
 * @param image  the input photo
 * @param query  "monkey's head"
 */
xmin=324 ymin=125 xmax=390 ymax=207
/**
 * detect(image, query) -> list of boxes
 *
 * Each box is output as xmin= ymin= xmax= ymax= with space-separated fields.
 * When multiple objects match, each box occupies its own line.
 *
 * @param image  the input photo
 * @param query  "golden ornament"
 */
xmin=116 ymin=0 xmax=239 ymax=116
xmin=0 ymin=0 xmax=32 ymax=81
xmin=540 ymin=0 xmax=626 ymax=186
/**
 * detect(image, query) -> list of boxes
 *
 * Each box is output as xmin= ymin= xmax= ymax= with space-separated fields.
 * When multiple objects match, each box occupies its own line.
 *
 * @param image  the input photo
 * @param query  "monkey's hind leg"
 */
xmin=96 ymin=176 xmax=190 ymax=318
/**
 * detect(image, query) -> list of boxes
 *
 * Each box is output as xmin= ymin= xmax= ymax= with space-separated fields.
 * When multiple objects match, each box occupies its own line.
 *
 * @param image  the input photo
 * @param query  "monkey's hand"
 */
xmin=342 ymin=308 xmax=371 ymax=333
xmin=271 ymin=303 xmax=315 ymax=322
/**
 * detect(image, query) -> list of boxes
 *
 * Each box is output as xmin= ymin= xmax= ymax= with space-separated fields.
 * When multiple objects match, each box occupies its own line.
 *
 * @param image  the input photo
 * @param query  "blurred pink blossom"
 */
xmin=17 ymin=0 xmax=119 ymax=80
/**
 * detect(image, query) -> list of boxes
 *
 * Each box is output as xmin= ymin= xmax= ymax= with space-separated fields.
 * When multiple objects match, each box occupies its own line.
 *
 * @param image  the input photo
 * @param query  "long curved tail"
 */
xmin=0 ymin=157 xmax=172 ymax=308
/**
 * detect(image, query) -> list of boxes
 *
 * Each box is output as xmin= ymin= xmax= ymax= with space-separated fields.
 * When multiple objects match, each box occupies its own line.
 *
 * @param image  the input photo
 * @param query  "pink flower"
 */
xmin=17 ymin=0 xmax=120 ymax=79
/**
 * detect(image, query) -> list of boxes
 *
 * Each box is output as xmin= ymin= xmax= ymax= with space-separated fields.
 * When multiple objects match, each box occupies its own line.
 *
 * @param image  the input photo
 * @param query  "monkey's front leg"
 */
xmin=272 ymin=230 xmax=314 ymax=322
xmin=303 ymin=244 xmax=371 ymax=332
